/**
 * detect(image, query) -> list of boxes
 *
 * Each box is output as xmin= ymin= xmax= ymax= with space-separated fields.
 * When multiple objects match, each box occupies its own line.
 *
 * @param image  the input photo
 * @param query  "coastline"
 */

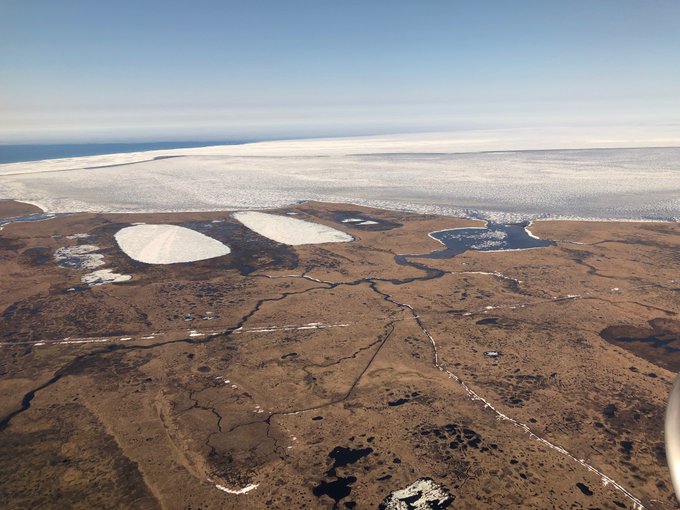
xmin=1 ymin=197 xmax=676 ymax=226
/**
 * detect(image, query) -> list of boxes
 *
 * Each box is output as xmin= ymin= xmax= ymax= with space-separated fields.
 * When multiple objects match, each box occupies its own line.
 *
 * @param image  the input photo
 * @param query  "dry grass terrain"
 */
xmin=0 ymin=200 xmax=678 ymax=509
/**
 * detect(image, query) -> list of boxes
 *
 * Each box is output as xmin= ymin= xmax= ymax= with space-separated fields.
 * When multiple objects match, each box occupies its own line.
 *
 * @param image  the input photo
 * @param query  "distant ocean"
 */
xmin=0 ymin=141 xmax=245 ymax=164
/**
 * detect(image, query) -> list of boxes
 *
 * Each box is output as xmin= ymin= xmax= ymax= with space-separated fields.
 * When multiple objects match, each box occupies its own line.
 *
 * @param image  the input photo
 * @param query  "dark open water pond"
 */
xmin=420 ymin=222 xmax=554 ymax=259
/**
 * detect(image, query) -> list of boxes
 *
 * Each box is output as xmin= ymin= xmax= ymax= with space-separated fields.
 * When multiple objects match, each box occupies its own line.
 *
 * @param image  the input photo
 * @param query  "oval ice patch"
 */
xmin=114 ymin=224 xmax=230 ymax=264
xmin=233 ymin=211 xmax=353 ymax=245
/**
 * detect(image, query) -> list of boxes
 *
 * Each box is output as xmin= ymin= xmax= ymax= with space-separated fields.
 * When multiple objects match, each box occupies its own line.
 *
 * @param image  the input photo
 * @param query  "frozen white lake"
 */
xmin=1 ymin=130 xmax=679 ymax=221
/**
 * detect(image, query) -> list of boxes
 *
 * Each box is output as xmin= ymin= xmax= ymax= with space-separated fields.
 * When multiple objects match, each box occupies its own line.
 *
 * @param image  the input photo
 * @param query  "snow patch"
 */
xmin=82 ymin=269 xmax=132 ymax=286
xmin=233 ymin=211 xmax=353 ymax=245
xmin=380 ymin=478 xmax=453 ymax=510
xmin=54 ymin=245 xmax=105 ymax=270
xmin=114 ymin=224 xmax=230 ymax=264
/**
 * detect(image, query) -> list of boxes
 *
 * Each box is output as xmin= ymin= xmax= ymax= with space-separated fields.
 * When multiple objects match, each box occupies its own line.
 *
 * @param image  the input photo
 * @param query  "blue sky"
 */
xmin=1 ymin=0 xmax=679 ymax=142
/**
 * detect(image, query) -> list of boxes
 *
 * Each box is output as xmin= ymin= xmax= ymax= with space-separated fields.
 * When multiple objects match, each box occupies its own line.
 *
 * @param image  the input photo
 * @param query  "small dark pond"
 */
xmin=313 ymin=445 xmax=373 ymax=507
xmin=312 ymin=476 xmax=357 ymax=505
xmin=600 ymin=318 xmax=680 ymax=372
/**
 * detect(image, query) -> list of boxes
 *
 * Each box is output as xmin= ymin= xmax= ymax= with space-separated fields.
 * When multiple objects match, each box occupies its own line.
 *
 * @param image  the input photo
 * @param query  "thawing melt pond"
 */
xmin=0 ymin=212 xmax=59 ymax=229
xmin=415 ymin=222 xmax=554 ymax=259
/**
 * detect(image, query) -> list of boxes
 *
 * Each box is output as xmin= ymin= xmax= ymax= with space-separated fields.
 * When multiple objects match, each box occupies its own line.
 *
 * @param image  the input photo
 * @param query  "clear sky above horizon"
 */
xmin=1 ymin=0 xmax=679 ymax=143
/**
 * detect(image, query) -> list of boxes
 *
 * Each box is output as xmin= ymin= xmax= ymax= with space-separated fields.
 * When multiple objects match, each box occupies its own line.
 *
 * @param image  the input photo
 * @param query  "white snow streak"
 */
xmin=234 ymin=322 xmax=350 ymax=334
xmin=213 ymin=483 xmax=259 ymax=495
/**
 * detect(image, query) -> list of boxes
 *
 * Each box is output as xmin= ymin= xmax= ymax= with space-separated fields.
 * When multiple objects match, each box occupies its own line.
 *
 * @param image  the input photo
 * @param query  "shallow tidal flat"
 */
xmin=0 ymin=200 xmax=679 ymax=509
